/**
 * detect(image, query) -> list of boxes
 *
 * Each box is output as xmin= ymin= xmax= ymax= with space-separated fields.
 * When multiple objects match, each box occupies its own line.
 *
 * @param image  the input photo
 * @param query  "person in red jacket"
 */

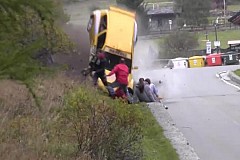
xmin=106 ymin=58 xmax=130 ymax=99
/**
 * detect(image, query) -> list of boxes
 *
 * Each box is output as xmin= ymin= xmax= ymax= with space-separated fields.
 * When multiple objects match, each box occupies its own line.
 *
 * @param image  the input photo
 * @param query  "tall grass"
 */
xmin=0 ymin=73 xmax=179 ymax=160
xmin=0 ymin=73 xmax=143 ymax=159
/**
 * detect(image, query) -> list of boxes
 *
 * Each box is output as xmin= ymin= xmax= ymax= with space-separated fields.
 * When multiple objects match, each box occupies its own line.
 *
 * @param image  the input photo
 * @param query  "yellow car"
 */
xmin=86 ymin=6 xmax=138 ymax=94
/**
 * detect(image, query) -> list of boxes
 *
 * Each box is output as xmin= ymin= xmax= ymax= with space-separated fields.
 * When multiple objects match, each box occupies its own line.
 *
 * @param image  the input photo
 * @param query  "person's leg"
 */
xmin=92 ymin=73 xmax=99 ymax=86
xmin=106 ymin=81 xmax=119 ymax=97
xmin=119 ymin=84 xmax=130 ymax=97
xmin=119 ymin=84 xmax=133 ymax=103
xmin=99 ymin=74 xmax=108 ymax=86
xmin=109 ymin=81 xmax=120 ymax=88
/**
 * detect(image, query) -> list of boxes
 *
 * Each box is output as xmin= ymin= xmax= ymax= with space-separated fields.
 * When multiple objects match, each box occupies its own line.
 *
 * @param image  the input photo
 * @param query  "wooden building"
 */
xmin=146 ymin=2 xmax=180 ymax=32
xmin=228 ymin=11 xmax=240 ymax=25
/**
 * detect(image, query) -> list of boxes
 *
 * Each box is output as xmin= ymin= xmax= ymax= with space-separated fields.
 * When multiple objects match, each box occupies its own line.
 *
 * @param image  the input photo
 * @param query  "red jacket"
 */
xmin=108 ymin=63 xmax=129 ymax=85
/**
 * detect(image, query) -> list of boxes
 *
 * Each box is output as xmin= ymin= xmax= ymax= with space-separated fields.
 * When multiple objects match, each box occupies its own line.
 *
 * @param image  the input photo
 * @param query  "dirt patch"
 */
xmin=53 ymin=1 xmax=116 ymax=78
xmin=53 ymin=24 xmax=90 ymax=77
xmin=0 ymin=73 xmax=84 ymax=160
xmin=0 ymin=80 xmax=35 ymax=109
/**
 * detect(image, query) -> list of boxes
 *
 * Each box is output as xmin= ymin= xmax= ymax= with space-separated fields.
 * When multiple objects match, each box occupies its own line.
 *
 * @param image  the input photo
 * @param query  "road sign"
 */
xmin=214 ymin=41 xmax=220 ymax=47
xmin=206 ymin=41 xmax=211 ymax=54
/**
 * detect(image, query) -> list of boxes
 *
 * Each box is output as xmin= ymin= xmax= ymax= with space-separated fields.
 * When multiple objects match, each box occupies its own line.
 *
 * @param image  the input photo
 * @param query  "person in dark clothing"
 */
xmin=106 ymin=58 xmax=130 ymax=99
xmin=137 ymin=78 xmax=145 ymax=93
xmin=92 ymin=51 xmax=108 ymax=86
xmin=134 ymin=78 xmax=157 ymax=103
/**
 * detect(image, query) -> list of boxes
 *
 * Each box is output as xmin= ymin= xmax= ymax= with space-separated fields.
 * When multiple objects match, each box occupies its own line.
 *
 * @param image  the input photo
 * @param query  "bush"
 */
xmin=161 ymin=31 xmax=199 ymax=58
xmin=57 ymin=86 xmax=144 ymax=159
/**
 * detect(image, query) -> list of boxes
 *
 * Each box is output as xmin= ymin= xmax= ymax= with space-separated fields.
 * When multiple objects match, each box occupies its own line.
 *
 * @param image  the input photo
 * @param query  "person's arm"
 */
xmin=95 ymin=60 xmax=106 ymax=74
xmin=145 ymin=86 xmax=157 ymax=102
xmin=152 ymin=84 xmax=158 ymax=97
xmin=107 ymin=65 xmax=118 ymax=76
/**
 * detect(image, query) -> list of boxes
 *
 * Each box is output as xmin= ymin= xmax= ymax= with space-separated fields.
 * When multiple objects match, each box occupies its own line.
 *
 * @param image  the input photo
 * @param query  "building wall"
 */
xmin=148 ymin=14 xmax=177 ymax=32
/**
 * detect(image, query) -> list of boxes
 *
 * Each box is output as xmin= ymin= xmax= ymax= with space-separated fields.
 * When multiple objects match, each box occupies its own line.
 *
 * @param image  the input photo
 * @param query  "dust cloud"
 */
xmin=53 ymin=1 xmax=119 ymax=76
xmin=133 ymin=39 xmax=171 ymax=98
xmin=53 ymin=24 xmax=90 ymax=75
xmin=133 ymin=39 xmax=160 ymax=81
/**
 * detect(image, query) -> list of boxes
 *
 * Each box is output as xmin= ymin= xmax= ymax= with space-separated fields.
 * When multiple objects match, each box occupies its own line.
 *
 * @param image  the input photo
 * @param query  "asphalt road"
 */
xmin=135 ymin=65 xmax=240 ymax=160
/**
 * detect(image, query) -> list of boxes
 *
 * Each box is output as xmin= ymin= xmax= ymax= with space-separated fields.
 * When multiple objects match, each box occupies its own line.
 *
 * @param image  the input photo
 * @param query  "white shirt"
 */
xmin=149 ymin=83 xmax=158 ymax=97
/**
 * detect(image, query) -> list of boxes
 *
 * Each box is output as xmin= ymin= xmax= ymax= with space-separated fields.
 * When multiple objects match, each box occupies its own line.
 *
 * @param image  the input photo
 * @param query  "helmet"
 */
xmin=97 ymin=52 xmax=105 ymax=59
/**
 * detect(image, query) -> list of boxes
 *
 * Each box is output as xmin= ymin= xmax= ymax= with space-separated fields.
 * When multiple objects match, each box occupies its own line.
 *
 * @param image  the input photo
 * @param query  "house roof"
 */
xmin=228 ymin=11 xmax=240 ymax=25
xmin=147 ymin=6 xmax=176 ymax=15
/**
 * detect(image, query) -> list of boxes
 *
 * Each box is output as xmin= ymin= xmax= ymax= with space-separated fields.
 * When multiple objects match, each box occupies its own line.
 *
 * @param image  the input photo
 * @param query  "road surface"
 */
xmin=135 ymin=65 xmax=240 ymax=160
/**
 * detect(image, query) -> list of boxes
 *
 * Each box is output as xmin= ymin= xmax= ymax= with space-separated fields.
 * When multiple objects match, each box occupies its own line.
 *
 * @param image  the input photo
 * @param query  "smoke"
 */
xmin=133 ymin=39 xmax=160 ymax=82
xmin=53 ymin=1 xmax=92 ymax=75
xmin=132 ymin=38 xmax=172 ymax=98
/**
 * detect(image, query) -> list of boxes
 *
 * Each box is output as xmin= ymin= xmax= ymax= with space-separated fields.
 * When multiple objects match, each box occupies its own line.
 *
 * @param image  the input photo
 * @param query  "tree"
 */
xmin=162 ymin=31 xmax=199 ymax=58
xmin=116 ymin=0 xmax=143 ymax=10
xmin=175 ymin=0 xmax=211 ymax=26
xmin=0 ymin=0 xmax=72 ymax=107
xmin=116 ymin=0 xmax=148 ymax=35
xmin=0 ymin=0 xmax=71 ymax=80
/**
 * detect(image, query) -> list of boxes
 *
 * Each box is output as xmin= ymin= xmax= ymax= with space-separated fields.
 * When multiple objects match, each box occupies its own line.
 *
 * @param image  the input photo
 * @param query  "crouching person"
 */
xmin=134 ymin=78 xmax=158 ymax=103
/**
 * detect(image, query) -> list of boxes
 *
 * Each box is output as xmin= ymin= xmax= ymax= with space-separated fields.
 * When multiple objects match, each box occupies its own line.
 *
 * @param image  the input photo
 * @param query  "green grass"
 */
xmin=141 ymin=106 xmax=179 ymax=160
xmin=227 ymin=5 xmax=240 ymax=11
xmin=197 ymin=30 xmax=240 ymax=49
xmin=154 ymin=30 xmax=240 ymax=50
xmin=234 ymin=69 xmax=240 ymax=76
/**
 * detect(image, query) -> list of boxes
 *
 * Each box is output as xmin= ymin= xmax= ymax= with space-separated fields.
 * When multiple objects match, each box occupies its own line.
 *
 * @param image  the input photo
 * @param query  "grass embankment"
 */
xmin=234 ymin=69 xmax=240 ymax=76
xmin=197 ymin=30 xmax=240 ymax=49
xmin=0 ymin=73 xmax=179 ymax=160
xmin=142 ymin=107 xmax=179 ymax=160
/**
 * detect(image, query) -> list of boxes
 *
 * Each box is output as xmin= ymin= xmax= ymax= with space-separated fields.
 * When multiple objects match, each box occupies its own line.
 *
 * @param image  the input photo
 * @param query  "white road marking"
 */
xmin=216 ymin=71 xmax=240 ymax=90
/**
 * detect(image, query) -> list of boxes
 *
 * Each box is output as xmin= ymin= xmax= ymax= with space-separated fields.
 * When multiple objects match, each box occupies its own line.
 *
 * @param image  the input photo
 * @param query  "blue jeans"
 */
xmin=107 ymin=81 xmax=130 ymax=97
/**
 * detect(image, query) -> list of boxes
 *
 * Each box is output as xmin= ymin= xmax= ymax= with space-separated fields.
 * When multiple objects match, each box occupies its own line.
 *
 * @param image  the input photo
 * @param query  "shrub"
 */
xmin=162 ymin=31 xmax=199 ymax=58
xmin=56 ymin=86 xmax=144 ymax=159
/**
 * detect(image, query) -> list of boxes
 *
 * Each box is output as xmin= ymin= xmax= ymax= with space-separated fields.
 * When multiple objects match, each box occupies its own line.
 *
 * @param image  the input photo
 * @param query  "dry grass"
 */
xmin=0 ymin=80 xmax=35 ymax=110
xmin=34 ymin=73 xmax=80 ymax=113
xmin=0 ymin=72 xmax=143 ymax=160
xmin=0 ymin=71 xmax=180 ymax=160
xmin=0 ymin=72 xmax=83 ymax=160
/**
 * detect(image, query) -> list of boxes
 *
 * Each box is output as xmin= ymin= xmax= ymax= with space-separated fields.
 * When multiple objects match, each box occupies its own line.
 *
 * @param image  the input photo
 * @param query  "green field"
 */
xmin=227 ymin=5 xmax=240 ymax=11
xmin=197 ymin=29 xmax=240 ymax=49
xmin=235 ymin=69 xmax=240 ymax=76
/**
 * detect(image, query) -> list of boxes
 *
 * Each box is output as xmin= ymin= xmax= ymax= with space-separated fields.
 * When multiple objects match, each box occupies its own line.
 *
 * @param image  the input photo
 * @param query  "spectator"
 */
xmin=106 ymin=58 xmax=130 ymax=100
xmin=145 ymin=78 xmax=159 ymax=98
xmin=134 ymin=78 xmax=157 ymax=103
xmin=92 ymin=51 xmax=108 ymax=86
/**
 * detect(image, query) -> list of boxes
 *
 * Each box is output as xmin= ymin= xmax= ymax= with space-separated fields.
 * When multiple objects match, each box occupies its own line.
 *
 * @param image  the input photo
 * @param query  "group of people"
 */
xmin=134 ymin=78 xmax=161 ymax=103
xmin=90 ymin=50 xmax=162 ymax=103
xmin=90 ymin=50 xmax=131 ymax=101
